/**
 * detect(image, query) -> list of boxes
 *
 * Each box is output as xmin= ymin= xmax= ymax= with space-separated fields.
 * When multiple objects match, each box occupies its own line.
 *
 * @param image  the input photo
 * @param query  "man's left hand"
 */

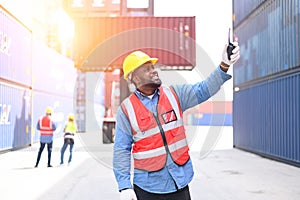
xmin=222 ymin=41 xmax=240 ymax=66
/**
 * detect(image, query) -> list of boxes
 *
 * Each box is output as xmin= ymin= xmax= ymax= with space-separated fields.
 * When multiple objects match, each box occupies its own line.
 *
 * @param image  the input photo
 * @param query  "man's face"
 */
xmin=132 ymin=62 xmax=162 ymax=91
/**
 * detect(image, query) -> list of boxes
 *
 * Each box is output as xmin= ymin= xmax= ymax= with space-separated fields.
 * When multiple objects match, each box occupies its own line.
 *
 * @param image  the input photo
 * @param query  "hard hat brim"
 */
xmin=148 ymin=58 xmax=158 ymax=65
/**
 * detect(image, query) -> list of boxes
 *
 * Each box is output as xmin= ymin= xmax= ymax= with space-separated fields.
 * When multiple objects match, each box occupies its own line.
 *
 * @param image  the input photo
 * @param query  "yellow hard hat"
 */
xmin=45 ymin=107 xmax=53 ymax=115
xmin=68 ymin=113 xmax=75 ymax=121
xmin=123 ymin=51 xmax=158 ymax=80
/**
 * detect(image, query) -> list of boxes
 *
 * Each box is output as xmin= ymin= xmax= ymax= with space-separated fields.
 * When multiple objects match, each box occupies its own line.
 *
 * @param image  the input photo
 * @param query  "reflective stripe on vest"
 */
xmin=64 ymin=133 xmax=75 ymax=139
xmin=64 ymin=122 xmax=77 ymax=139
xmin=39 ymin=116 xmax=54 ymax=136
xmin=133 ymin=138 xmax=188 ymax=159
xmin=122 ymin=85 xmax=190 ymax=171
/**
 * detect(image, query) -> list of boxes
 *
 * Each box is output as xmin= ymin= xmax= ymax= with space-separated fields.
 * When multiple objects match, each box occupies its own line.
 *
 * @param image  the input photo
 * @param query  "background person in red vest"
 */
xmin=35 ymin=107 xmax=56 ymax=168
xmin=113 ymin=43 xmax=240 ymax=200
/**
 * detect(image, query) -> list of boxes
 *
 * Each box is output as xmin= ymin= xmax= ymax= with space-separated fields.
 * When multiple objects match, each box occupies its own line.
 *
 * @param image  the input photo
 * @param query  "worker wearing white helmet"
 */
xmin=113 ymin=43 xmax=240 ymax=200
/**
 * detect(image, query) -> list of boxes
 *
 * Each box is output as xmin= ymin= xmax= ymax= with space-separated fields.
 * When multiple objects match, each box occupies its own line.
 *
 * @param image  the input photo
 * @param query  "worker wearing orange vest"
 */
xmin=113 ymin=45 xmax=240 ymax=200
xmin=34 ymin=107 xmax=56 ymax=168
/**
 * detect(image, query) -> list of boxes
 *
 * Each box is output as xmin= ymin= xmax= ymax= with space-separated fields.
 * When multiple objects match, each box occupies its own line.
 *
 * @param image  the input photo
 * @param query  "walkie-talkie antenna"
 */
xmin=228 ymin=28 xmax=231 ymax=43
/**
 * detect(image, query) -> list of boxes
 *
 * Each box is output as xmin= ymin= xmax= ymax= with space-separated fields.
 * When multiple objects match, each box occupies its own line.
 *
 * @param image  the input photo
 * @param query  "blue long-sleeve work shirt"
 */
xmin=113 ymin=66 xmax=231 ymax=194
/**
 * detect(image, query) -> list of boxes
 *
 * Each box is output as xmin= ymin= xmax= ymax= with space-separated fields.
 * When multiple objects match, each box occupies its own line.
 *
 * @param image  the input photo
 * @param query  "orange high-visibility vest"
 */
xmin=39 ymin=116 xmax=54 ymax=136
xmin=121 ymin=86 xmax=190 ymax=172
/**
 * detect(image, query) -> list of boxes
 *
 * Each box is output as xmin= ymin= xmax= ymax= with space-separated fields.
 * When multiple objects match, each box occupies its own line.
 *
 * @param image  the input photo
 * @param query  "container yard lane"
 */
xmin=0 ymin=129 xmax=300 ymax=200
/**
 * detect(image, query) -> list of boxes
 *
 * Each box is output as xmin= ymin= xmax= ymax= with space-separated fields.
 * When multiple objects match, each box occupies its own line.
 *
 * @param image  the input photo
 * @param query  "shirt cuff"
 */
xmin=217 ymin=66 xmax=232 ymax=81
xmin=118 ymin=180 xmax=133 ymax=192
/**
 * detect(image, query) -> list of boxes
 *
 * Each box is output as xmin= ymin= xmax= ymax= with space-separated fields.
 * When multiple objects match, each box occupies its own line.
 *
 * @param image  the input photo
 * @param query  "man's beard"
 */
xmin=147 ymin=82 xmax=162 ymax=88
xmin=140 ymin=81 xmax=162 ymax=90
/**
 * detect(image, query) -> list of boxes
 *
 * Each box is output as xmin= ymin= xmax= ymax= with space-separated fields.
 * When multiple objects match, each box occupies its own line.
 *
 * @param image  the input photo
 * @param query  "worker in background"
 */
xmin=113 ymin=41 xmax=240 ymax=199
xmin=35 ymin=107 xmax=56 ymax=168
xmin=60 ymin=113 xmax=77 ymax=165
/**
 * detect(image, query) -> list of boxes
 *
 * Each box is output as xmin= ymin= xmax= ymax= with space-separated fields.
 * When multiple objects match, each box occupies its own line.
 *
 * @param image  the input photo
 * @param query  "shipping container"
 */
xmin=0 ymin=6 xmax=32 ymax=86
xmin=0 ymin=82 xmax=32 ymax=151
xmin=233 ymin=72 xmax=300 ymax=166
xmin=74 ymin=71 xmax=87 ymax=132
xmin=72 ymin=16 xmax=196 ymax=71
xmin=32 ymin=41 xmax=77 ymax=96
xmin=233 ymin=0 xmax=300 ymax=86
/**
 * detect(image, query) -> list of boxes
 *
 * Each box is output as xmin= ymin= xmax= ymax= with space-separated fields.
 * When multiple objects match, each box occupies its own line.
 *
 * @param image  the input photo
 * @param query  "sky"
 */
xmin=154 ymin=0 xmax=234 ymax=101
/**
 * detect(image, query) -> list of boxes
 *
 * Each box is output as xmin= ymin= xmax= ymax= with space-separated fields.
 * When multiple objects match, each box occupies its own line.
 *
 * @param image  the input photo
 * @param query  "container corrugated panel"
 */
xmin=233 ymin=0 xmax=267 ymax=26
xmin=0 ymin=6 xmax=32 ymax=86
xmin=233 ymin=0 xmax=300 ymax=86
xmin=32 ymin=41 xmax=77 ymax=96
xmin=233 ymin=72 xmax=300 ymax=166
xmin=0 ymin=82 xmax=32 ymax=151
xmin=73 ymin=16 xmax=196 ymax=71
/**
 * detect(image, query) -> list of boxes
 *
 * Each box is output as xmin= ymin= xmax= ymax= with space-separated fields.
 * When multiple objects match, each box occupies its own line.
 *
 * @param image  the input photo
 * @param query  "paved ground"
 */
xmin=0 ymin=128 xmax=300 ymax=200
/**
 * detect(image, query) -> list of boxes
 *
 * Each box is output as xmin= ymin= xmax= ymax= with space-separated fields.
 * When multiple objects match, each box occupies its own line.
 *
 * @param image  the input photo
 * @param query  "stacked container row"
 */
xmin=0 ymin=6 xmax=78 ymax=151
xmin=233 ymin=0 xmax=300 ymax=166
xmin=0 ymin=6 xmax=32 ymax=150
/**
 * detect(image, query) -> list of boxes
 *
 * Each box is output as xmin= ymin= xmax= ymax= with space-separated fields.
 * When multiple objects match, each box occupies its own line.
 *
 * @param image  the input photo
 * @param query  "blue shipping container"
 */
xmin=233 ymin=0 xmax=267 ymax=26
xmin=191 ymin=113 xmax=232 ymax=126
xmin=233 ymin=0 xmax=300 ymax=85
xmin=0 ymin=82 xmax=32 ymax=151
xmin=0 ymin=6 xmax=32 ymax=86
xmin=233 ymin=72 xmax=300 ymax=166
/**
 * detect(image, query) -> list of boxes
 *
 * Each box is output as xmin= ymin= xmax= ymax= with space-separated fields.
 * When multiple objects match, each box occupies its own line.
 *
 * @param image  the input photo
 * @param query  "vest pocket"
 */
xmin=138 ymin=115 xmax=155 ymax=131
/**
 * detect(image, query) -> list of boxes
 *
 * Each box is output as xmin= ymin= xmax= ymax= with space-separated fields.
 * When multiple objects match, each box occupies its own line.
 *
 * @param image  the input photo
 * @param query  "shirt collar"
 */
xmin=134 ymin=88 xmax=160 ymax=100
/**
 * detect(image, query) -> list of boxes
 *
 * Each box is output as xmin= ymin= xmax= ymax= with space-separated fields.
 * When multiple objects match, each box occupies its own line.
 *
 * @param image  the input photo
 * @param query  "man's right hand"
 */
xmin=120 ymin=189 xmax=137 ymax=200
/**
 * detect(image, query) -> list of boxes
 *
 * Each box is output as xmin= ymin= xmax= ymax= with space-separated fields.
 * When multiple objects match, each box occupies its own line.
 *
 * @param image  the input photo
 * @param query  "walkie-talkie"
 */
xmin=226 ymin=28 xmax=235 ymax=60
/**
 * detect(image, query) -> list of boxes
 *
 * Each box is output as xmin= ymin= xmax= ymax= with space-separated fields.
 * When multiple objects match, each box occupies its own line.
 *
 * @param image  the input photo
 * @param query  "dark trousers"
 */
xmin=134 ymin=184 xmax=191 ymax=200
xmin=35 ymin=142 xmax=53 ymax=166
xmin=60 ymin=139 xmax=74 ymax=164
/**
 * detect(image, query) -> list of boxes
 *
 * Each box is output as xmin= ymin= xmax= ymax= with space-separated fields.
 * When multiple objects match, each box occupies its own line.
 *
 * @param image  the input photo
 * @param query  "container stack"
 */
xmin=233 ymin=0 xmax=300 ymax=167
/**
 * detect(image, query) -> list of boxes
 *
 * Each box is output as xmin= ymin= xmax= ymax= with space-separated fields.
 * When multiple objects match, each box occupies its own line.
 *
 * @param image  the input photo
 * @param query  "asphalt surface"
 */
xmin=0 ymin=128 xmax=299 ymax=200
